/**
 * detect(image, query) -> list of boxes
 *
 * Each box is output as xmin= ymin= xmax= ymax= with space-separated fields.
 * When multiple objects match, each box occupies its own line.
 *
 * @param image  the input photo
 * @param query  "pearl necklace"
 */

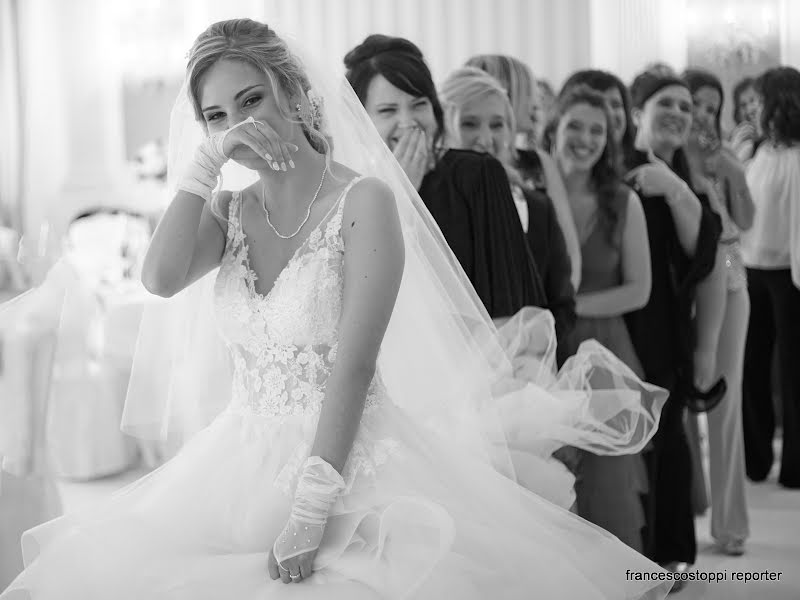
xmin=261 ymin=164 xmax=327 ymax=240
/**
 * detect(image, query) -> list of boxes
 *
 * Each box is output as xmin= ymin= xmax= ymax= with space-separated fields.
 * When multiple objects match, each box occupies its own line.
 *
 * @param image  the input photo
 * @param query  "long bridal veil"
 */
xmin=119 ymin=27 xmax=667 ymax=495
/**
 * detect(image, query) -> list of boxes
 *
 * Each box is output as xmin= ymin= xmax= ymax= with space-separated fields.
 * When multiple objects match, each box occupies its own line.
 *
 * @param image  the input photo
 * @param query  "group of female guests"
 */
xmin=341 ymin=32 xmax=800 ymax=589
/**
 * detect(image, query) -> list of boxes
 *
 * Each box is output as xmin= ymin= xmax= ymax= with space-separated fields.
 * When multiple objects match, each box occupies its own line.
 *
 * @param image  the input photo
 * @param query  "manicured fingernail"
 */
xmin=288 ymin=144 xmax=299 ymax=152
xmin=272 ymin=162 xmax=280 ymax=170
xmin=281 ymin=162 xmax=287 ymax=171
xmin=289 ymin=160 xmax=296 ymax=169
xmin=265 ymin=153 xmax=273 ymax=161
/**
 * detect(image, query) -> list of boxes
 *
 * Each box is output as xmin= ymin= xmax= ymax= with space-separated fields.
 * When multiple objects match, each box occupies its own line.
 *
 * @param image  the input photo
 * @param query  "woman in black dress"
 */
xmin=434 ymin=66 xmax=576 ymax=362
xmin=622 ymin=71 xmax=722 ymax=579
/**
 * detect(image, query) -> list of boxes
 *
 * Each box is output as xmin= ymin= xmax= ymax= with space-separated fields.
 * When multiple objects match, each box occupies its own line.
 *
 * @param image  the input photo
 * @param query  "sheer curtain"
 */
xmin=259 ymin=0 xmax=591 ymax=90
xmin=0 ymin=0 xmax=23 ymax=233
xmin=588 ymin=0 xmax=689 ymax=85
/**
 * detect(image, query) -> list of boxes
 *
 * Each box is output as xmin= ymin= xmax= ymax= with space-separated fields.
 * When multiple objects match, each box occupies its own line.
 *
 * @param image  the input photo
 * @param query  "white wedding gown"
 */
xmin=1 ymin=178 xmax=671 ymax=599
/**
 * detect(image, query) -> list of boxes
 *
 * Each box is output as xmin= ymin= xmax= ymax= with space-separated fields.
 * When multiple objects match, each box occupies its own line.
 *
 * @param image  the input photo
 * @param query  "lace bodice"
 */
xmin=213 ymin=176 xmax=387 ymax=421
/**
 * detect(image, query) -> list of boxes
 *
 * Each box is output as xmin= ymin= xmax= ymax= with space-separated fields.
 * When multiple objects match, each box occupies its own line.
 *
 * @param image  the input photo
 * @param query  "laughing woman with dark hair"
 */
xmin=345 ymin=35 xmax=546 ymax=320
xmin=741 ymin=66 xmax=800 ymax=490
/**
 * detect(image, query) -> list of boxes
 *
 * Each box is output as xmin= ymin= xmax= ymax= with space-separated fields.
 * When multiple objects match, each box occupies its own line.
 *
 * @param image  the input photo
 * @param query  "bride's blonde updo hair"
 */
xmin=186 ymin=19 xmax=329 ymax=155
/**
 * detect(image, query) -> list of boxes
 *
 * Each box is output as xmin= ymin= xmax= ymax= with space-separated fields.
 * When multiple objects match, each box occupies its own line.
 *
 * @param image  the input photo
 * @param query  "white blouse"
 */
xmin=742 ymin=143 xmax=800 ymax=288
xmin=511 ymin=184 xmax=529 ymax=234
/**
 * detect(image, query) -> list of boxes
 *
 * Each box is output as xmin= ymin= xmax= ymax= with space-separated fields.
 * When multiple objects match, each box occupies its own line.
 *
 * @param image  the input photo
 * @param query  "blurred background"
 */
xmin=1 ymin=0 xmax=798 ymax=248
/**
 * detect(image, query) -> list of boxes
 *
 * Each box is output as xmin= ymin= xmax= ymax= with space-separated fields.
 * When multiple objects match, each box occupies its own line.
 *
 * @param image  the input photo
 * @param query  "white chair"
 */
xmin=0 ymin=316 xmax=62 ymax=589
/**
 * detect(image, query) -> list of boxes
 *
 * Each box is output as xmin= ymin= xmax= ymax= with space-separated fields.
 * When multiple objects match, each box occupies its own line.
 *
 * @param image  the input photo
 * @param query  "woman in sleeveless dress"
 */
xmin=0 ymin=19 xmax=671 ymax=599
xmin=543 ymin=85 xmax=652 ymax=551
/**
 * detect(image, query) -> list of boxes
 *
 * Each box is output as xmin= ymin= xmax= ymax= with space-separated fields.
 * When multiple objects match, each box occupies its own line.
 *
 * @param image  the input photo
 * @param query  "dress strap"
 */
xmin=224 ymin=191 xmax=244 ymax=247
xmin=335 ymin=176 xmax=365 ymax=218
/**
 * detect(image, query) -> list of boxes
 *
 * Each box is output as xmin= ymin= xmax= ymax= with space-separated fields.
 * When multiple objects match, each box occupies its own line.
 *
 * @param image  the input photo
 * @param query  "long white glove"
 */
xmin=176 ymin=116 xmax=262 ymax=201
xmin=273 ymin=456 xmax=346 ymax=566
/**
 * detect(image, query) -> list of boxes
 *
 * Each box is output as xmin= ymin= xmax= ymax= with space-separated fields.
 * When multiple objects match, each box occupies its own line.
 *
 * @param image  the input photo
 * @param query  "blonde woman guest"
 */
xmin=437 ymin=67 xmax=576 ymax=362
xmin=465 ymin=54 xmax=581 ymax=292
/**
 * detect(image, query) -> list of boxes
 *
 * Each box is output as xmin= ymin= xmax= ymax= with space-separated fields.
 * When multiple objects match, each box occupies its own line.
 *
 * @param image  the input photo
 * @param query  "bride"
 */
xmin=1 ymin=18 xmax=672 ymax=598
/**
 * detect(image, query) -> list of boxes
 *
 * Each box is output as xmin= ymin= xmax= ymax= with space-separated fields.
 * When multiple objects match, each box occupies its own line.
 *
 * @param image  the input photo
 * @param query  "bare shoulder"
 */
xmin=339 ymin=177 xmax=399 ymax=254
xmin=624 ymin=187 xmax=646 ymax=225
xmin=342 ymin=176 xmax=396 ymax=222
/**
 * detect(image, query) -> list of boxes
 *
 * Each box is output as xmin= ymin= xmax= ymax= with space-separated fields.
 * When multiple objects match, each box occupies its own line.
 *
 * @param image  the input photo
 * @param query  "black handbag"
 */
xmin=680 ymin=376 xmax=727 ymax=414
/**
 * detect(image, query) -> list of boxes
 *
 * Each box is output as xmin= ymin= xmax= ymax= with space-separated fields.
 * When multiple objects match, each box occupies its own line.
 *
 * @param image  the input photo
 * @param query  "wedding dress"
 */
xmin=1 ymin=174 xmax=672 ymax=599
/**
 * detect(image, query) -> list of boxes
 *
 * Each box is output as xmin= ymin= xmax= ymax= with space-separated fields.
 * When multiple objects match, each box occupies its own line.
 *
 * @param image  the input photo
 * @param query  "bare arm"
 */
xmin=692 ymin=243 xmax=727 ymax=388
xmin=539 ymin=151 xmax=582 ymax=290
xmin=719 ymin=151 xmax=755 ymax=231
xmin=141 ymin=191 xmax=229 ymax=297
xmin=576 ymin=191 xmax=652 ymax=317
xmin=310 ymin=178 xmax=405 ymax=473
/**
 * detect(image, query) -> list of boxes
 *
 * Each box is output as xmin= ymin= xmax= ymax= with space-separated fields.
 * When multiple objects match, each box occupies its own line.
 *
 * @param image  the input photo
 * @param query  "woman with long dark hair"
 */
xmin=543 ymin=84 xmax=652 ymax=551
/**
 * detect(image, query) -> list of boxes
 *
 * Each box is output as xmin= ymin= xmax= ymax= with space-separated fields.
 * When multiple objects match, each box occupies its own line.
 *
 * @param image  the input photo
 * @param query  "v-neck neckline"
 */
xmin=235 ymin=177 xmax=359 ymax=303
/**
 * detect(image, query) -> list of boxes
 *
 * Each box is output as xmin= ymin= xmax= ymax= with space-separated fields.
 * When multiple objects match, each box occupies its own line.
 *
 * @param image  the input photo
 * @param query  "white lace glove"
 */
xmin=273 ymin=456 xmax=346 ymax=566
xmin=176 ymin=116 xmax=264 ymax=201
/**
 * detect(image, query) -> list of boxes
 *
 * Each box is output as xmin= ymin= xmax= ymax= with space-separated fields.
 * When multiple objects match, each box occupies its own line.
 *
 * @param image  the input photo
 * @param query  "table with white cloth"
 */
xmin=45 ymin=279 xmax=148 ymax=479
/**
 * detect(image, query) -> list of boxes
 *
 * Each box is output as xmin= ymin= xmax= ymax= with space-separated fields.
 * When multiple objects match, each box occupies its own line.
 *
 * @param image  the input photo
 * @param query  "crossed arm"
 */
xmin=576 ymin=191 xmax=652 ymax=318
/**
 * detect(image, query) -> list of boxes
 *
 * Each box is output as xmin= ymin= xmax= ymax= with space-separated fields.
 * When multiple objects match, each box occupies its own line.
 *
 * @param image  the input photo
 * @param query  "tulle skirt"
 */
xmin=2 ymin=399 xmax=672 ymax=599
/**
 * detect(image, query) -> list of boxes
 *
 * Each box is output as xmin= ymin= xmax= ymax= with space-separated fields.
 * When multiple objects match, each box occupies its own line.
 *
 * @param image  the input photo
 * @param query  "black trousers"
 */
xmin=643 ymin=395 xmax=697 ymax=565
xmin=742 ymin=268 xmax=800 ymax=487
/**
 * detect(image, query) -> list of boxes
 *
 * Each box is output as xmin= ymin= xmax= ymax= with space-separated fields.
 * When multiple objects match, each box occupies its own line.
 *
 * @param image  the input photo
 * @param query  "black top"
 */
xmin=516 ymin=148 xmax=550 ymax=192
xmin=419 ymin=149 xmax=547 ymax=319
xmin=521 ymin=185 xmax=576 ymax=361
xmin=622 ymin=149 xmax=722 ymax=390
xmin=515 ymin=148 xmax=577 ymax=362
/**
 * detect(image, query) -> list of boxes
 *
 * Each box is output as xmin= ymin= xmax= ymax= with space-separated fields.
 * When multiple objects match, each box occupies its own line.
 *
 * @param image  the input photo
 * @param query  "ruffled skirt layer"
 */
xmin=2 ymin=401 xmax=671 ymax=599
